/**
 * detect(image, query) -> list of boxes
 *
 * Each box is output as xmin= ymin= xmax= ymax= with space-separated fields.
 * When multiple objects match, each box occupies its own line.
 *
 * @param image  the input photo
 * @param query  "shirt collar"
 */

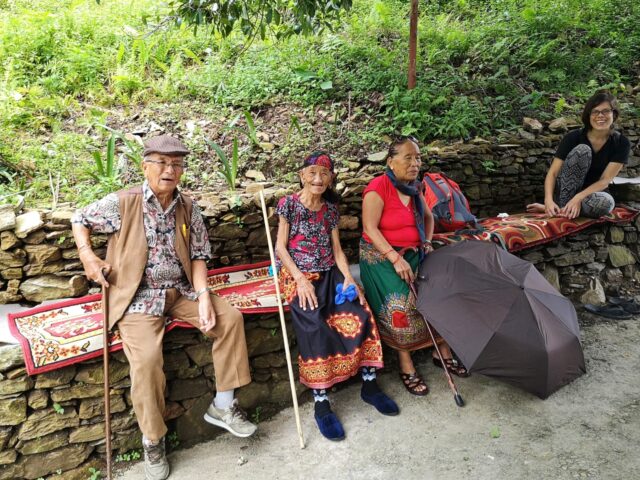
xmin=142 ymin=181 xmax=180 ymax=209
xmin=142 ymin=181 xmax=180 ymax=200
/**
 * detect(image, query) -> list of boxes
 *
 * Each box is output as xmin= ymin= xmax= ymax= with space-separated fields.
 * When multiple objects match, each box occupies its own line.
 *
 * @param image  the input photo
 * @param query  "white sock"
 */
xmin=214 ymin=389 xmax=234 ymax=410
xmin=143 ymin=436 xmax=159 ymax=446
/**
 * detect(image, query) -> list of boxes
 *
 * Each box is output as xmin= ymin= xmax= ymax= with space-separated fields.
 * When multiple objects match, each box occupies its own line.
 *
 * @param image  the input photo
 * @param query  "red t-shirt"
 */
xmin=362 ymin=174 xmax=421 ymax=247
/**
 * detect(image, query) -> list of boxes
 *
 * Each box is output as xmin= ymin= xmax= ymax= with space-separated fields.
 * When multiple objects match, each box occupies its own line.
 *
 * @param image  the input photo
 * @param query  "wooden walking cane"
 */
xmin=409 ymin=281 xmax=464 ymax=407
xmin=102 ymin=273 xmax=113 ymax=478
xmin=258 ymin=189 xmax=305 ymax=449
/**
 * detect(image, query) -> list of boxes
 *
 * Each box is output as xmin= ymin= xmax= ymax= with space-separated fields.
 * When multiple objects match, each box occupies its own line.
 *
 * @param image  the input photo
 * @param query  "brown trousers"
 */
xmin=117 ymin=289 xmax=251 ymax=442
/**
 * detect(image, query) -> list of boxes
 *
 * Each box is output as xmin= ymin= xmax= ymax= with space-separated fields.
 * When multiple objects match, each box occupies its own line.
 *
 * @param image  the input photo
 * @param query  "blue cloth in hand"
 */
xmin=335 ymin=283 xmax=357 ymax=305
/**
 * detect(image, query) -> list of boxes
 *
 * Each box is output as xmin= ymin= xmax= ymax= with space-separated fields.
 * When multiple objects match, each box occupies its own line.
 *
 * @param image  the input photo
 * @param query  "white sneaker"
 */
xmin=143 ymin=437 xmax=170 ymax=480
xmin=203 ymin=399 xmax=257 ymax=438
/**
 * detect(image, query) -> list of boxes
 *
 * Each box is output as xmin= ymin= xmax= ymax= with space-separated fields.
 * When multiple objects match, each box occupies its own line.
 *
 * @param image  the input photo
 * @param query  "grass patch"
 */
xmin=0 ymin=0 xmax=638 ymax=205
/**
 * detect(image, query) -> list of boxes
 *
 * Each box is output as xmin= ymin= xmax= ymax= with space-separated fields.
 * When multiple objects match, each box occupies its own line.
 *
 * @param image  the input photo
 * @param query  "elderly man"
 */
xmin=72 ymin=135 xmax=256 ymax=480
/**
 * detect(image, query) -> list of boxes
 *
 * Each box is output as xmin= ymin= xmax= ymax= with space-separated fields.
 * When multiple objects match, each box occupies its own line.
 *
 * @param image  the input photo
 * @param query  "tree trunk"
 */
xmin=408 ymin=0 xmax=419 ymax=90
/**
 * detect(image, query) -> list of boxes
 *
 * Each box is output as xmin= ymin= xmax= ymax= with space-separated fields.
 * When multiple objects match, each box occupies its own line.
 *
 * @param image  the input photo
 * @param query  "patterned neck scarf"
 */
xmin=385 ymin=167 xmax=426 ymax=245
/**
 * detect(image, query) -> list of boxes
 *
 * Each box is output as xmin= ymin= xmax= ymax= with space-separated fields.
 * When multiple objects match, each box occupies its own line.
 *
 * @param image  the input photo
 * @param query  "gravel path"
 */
xmin=119 ymin=315 xmax=639 ymax=480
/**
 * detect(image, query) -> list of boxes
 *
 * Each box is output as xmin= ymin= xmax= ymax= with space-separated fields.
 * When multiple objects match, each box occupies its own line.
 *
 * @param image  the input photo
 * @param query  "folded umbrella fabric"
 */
xmin=415 ymin=240 xmax=586 ymax=399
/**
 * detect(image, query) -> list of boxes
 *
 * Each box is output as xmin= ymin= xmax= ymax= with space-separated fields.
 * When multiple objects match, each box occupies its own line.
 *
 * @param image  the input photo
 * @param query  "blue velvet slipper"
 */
xmin=361 ymin=390 xmax=400 ymax=416
xmin=314 ymin=412 xmax=345 ymax=441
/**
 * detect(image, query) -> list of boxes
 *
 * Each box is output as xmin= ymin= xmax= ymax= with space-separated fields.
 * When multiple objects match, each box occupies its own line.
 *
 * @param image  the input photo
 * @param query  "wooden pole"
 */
xmin=258 ymin=189 xmax=306 ymax=449
xmin=102 ymin=283 xmax=113 ymax=478
xmin=408 ymin=0 xmax=419 ymax=90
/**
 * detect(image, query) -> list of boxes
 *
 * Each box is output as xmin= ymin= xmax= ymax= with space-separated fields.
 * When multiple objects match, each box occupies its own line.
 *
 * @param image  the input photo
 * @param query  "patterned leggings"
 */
xmin=555 ymin=144 xmax=615 ymax=218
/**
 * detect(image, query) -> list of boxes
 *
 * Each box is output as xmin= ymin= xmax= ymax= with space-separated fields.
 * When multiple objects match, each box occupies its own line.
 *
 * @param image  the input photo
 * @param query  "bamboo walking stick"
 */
xmin=258 ymin=189 xmax=305 ymax=449
xmin=102 ymin=273 xmax=113 ymax=478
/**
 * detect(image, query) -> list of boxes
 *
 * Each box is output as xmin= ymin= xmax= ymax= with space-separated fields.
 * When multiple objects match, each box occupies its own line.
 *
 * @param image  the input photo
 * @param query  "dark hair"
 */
xmin=385 ymin=135 xmax=420 ymax=161
xmin=299 ymin=151 xmax=341 ymax=204
xmin=581 ymin=91 xmax=619 ymax=130
xmin=322 ymin=186 xmax=341 ymax=204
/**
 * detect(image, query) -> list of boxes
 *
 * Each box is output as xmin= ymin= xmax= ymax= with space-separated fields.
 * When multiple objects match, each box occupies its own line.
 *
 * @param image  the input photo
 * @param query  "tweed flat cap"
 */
xmin=143 ymin=135 xmax=190 ymax=156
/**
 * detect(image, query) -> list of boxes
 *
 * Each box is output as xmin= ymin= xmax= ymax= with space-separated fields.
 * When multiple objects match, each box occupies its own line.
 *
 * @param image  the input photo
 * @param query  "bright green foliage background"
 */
xmin=0 ymin=0 xmax=638 ymax=204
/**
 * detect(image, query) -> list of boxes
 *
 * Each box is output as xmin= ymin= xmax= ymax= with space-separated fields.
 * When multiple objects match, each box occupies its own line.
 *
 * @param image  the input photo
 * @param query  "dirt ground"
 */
xmin=119 ymin=313 xmax=639 ymax=480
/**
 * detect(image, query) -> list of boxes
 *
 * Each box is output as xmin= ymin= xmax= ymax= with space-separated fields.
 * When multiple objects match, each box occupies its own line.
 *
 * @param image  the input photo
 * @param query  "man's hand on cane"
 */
xmin=80 ymin=251 xmax=112 ymax=288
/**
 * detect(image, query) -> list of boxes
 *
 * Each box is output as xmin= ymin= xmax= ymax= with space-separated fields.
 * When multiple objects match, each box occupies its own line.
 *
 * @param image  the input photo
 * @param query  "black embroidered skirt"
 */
xmin=279 ymin=266 xmax=384 ymax=389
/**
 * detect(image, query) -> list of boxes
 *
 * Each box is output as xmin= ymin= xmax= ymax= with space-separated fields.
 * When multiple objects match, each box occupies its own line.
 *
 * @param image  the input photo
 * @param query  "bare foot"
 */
xmin=526 ymin=203 xmax=545 ymax=213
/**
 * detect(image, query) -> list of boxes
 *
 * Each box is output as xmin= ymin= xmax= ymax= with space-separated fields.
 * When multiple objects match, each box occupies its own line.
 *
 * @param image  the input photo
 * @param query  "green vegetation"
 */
xmin=115 ymin=448 xmax=142 ymax=462
xmin=88 ymin=467 xmax=102 ymax=479
xmin=165 ymin=0 xmax=353 ymax=40
xmin=0 ymin=0 xmax=638 ymax=205
xmin=251 ymin=405 xmax=263 ymax=424
xmin=167 ymin=431 xmax=180 ymax=449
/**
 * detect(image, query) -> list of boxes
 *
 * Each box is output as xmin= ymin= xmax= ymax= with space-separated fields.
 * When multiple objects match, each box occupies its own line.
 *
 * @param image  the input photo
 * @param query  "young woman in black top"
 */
xmin=527 ymin=91 xmax=630 ymax=219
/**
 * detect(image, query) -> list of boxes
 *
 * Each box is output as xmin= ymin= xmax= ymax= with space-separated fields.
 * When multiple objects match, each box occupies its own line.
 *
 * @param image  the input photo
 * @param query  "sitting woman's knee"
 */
xmin=568 ymin=144 xmax=591 ymax=157
xmin=581 ymin=192 xmax=615 ymax=218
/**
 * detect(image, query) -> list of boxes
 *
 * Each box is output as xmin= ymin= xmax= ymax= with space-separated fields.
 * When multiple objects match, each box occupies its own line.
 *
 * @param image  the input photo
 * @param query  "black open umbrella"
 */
xmin=415 ymin=241 xmax=585 ymax=399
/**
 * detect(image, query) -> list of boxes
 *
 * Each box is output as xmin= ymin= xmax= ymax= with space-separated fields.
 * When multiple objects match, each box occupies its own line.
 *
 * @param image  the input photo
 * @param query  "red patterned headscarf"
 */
xmin=303 ymin=151 xmax=334 ymax=173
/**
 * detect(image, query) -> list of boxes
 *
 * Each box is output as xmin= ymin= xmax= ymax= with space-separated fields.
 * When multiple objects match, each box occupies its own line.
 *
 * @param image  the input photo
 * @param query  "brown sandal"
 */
xmin=432 ymin=357 xmax=470 ymax=378
xmin=399 ymin=372 xmax=429 ymax=396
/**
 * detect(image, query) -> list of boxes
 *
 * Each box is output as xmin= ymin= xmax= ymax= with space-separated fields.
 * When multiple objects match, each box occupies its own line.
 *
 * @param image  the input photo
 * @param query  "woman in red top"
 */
xmin=359 ymin=137 xmax=468 ymax=396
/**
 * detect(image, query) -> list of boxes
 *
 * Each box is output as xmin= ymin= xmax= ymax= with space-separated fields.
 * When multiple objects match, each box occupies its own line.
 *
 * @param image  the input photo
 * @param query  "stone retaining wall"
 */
xmin=2 ymin=216 xmax=639 ymax=479
xmin=0 ymin=121 xmax=638 ymax=302
xmin=1 ymin=124 xmax=639 ymax=479
xmin=0 ymin=313 xmax=300 ymax=480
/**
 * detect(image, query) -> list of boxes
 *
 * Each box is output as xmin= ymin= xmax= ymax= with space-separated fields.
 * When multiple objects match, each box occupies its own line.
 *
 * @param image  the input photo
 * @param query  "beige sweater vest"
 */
xmin=104 ymin=186 xmax=193 ymax=330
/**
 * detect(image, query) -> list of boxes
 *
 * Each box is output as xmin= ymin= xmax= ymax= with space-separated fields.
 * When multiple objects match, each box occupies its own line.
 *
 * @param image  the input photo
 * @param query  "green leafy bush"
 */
xmin=1 ymin=0 xmax=639 ymax=204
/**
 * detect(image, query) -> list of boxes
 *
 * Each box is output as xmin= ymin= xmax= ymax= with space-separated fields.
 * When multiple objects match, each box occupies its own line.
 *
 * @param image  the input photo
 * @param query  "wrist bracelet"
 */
xmin=391 ymin=254 xmax=402 ymax=265
xmin=77 ymin=244 xmax=91 ymax=252
xmin=424 ymin=239 xmax=432 ymax=245
xmin=195 ymin=287 xmax=211 ymax=299
xmin=381 ymin=248 xmax=393 ymax=257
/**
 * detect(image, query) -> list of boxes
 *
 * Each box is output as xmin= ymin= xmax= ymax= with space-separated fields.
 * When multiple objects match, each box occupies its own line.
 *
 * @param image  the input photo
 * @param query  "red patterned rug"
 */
xmin=432 ymin=205 xmax=639 ymax=252
xmin=9 ymin=261 xmax=285 ymax=375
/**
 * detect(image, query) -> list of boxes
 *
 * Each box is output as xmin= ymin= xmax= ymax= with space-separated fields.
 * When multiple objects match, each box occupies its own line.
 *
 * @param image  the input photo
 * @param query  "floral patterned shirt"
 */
xmin=276 ymin=194 xmax=338 ymax=272
xmin=72 ymin=181 xmax=212 ymax=316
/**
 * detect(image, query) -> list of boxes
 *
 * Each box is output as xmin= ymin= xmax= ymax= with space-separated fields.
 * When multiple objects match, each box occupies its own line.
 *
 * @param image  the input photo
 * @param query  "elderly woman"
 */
xmin=359 ymin=136 xmax=468 ymax=397
xmin=275 ymin=151 xmax=398 ymax=442
xmin=527 ymin=91 xmax=630 ymax=218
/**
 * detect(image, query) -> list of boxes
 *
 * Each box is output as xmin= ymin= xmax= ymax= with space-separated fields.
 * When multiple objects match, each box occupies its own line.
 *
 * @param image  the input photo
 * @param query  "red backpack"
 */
xmin=423 ymin=172 xmax=479 ymax=233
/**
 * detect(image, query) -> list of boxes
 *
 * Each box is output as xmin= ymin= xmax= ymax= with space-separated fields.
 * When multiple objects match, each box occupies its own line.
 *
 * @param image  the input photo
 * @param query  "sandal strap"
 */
xmin=399 ymin=371 xmax=429 ymax=395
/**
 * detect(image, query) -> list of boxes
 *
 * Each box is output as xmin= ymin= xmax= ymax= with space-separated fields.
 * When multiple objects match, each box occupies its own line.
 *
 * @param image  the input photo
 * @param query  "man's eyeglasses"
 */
xmin=590 ymin=108 xmax=613 ymax=118
xmin=145 ymin=159 xmax=186 ymax=170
